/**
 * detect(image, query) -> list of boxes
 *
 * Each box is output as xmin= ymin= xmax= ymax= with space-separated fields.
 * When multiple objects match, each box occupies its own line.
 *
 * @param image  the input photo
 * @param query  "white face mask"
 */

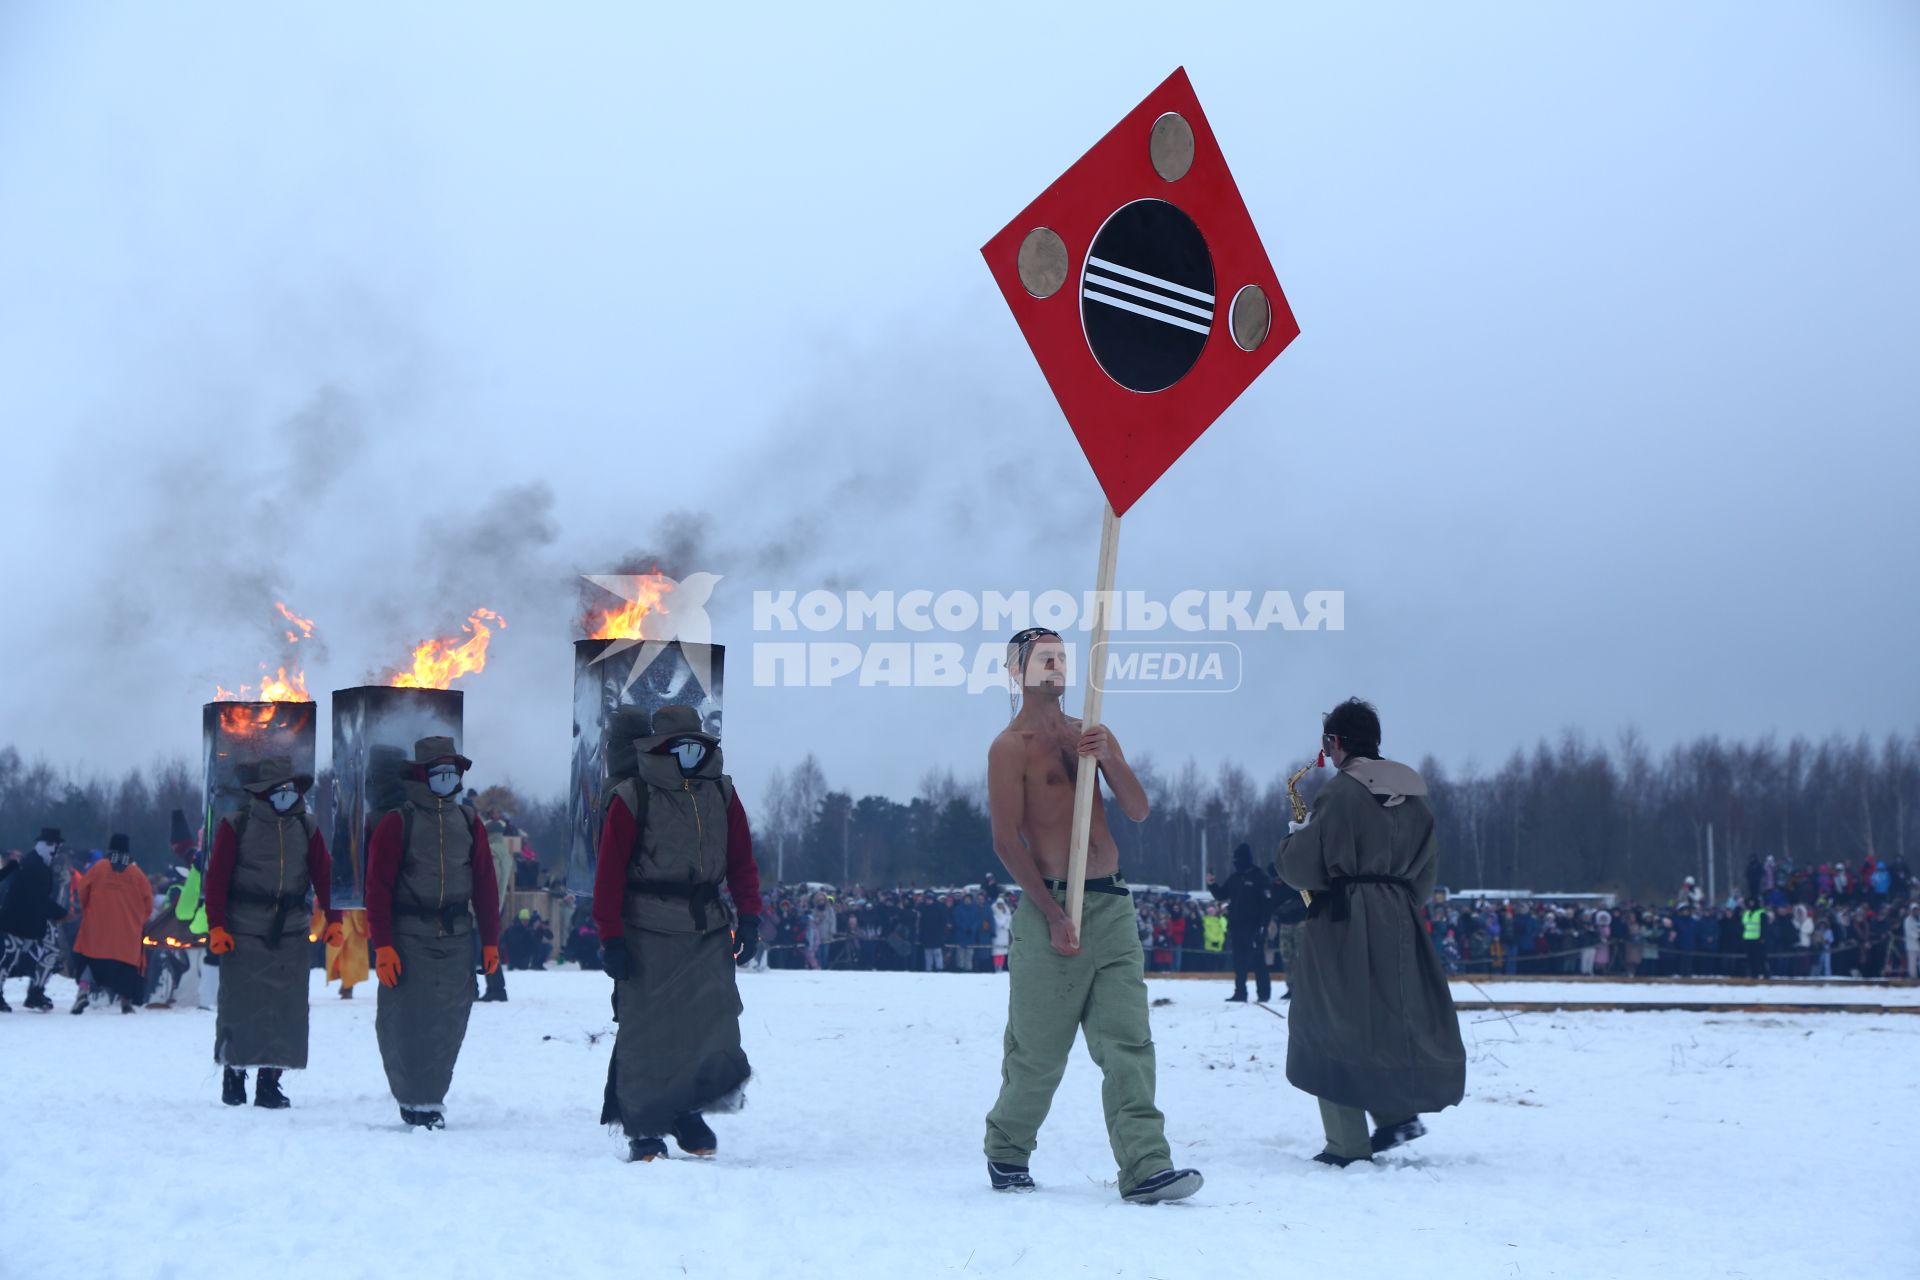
xmin=670 ymin=740 xmax=708 ymax=773
xmin=269 ymin=787 xmax=302 ymax=814
xmin=427 ymin=767 xmax=463 ymax=798
xmin=33 ymin=841 xmax=53 ymax=858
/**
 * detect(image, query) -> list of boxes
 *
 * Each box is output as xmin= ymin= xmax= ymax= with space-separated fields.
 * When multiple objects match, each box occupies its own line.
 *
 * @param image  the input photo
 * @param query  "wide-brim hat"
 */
xmin=405 ymin=736 xmax=473 ymax=772
xmin=240 ymin=756 xmax=315 ymax=795
xmin=633 ymin=704 xmax=719 ymax=752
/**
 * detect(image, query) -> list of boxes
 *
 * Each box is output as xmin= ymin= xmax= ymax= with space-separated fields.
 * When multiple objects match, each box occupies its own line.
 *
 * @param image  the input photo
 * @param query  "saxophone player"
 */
xmin=1278 ymin=697 xmax=1466 ymax=1166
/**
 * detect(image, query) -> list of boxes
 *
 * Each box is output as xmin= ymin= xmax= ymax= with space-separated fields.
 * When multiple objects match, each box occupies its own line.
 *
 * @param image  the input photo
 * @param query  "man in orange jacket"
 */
xmin=72 ymin=835 xmax=153 ymax=1015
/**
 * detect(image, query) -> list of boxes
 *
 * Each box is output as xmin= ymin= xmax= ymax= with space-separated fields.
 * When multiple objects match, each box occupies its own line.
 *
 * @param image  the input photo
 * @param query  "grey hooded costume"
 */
xmin=593 ymin=706 xmax=753 ymax=1140
xmin=210 ymin=758 xmax=332 ymax=1070
xmin=1278 ymin=757 xmax=1465 ymax=1120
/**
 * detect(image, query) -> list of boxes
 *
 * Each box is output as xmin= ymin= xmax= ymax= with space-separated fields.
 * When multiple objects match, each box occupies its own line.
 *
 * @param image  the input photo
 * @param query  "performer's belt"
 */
xmin=1042 ymin=874 xmax=1130 ymax=897
xmin=394 ymin=901 xmax=470 ymax=934
xmin=228 ymin=888 xmax=310 ymax=947
xmin=1312 ymin=874 xmax=1415 ymax=924
xmin=628 ymin=880 xmax=723 ymax=930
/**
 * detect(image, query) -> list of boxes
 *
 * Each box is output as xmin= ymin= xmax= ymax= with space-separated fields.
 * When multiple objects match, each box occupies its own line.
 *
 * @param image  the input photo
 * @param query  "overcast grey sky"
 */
xmin=2 ymin=1 xmax=1915 ymax=804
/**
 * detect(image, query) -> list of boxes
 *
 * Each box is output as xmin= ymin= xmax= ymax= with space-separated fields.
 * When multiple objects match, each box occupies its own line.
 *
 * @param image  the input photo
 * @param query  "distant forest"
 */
xmin=2 ymin=730 xmax=1915 ymax=900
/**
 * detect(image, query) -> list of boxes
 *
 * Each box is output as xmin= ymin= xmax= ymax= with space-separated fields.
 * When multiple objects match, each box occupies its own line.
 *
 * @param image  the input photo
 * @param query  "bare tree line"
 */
xmin=3 ymin=730 xmax=1916 ymax=899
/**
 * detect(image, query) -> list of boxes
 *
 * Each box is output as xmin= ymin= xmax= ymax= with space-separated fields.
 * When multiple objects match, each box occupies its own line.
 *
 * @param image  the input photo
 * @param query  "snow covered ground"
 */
xmin=3 ymin=968 xmax=1913 ymax=1280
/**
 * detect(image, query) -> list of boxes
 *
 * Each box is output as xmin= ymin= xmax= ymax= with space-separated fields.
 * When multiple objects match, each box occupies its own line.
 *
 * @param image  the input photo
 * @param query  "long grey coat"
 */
xmin=1278 ymin=758 xmax=1465 ymax=1120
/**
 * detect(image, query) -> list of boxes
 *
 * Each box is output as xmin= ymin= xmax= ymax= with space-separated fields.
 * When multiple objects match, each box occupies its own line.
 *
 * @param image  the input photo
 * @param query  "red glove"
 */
xmin=208 ymin=926 xmax=235 ymax=956
xmin=376 ymin=946 xmax=403 ymax=987
xmin=482 ymin=945 xmax=499 ymax=975
xmin=324 ymin=922 xmax=345 ymax=948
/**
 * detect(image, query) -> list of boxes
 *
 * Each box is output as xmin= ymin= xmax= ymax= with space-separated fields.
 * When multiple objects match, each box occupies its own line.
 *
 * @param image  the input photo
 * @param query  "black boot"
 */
xmin=222 ymin=1068 xmax=248 ymax=1106
xmin=24 ymin=986 xmax=53 ymax=1012
xmin=987 ymin=1160 xmax=1036 ymax=1192
xmin=626 ymin=1137 xmax=669 ymax=1163
xmin=1370 ymin=1117 xmax=1427 ymax=1154
xmin=253 ymin=1068 xmax=291 ymax=1109
xmin=670 ymin=1112 xmax=717 ymax=1156
xmin=1224 ymin=991 xmax=1247 ymax=1003
xmin=479 ymin=970 xmax=508 ymax=1003
xmin=1312 ymin=1151 xmax=1373 ymax=1168
xmin=70 ymin=988 xmax=89 ymax=1015
xmin=339 ymin=986 xmax=354 ymax=1000
xmin=0 ymin=988 xmax=11 ymax=1012
xmin=400 ymin=1107 xmax=446 ymax=1130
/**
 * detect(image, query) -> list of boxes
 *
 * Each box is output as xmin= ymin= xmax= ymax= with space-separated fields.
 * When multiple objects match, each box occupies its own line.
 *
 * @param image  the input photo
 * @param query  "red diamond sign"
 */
xmin=983 ymin=68 xmax=1299 ymax=516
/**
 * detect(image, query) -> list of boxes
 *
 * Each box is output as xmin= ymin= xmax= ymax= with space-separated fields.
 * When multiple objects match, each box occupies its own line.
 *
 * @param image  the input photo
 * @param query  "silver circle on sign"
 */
xmin=1149 ymin=112 xmax=1195 ymax=182
xmin=1230 ymin=284 xmax=1271 ymax=352
xmin=1017 ymin=227 xmax=1069 ymax=299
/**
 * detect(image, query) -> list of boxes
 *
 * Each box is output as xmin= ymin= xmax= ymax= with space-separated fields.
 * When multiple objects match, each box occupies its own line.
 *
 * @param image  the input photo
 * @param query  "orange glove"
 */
xmin=324 ymin=921 xmax=345 ymax=948
xmin=482 ymin=945 xmax=499 ymax=975
xmin=376 ymin=946 xmax=403 ymax=987
xmin=208 ymin=926 xmax=235 ymax=956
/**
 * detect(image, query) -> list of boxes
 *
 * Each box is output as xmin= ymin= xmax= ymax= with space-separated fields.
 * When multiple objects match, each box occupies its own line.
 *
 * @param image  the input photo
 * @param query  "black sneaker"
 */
xmin=987 ymin=1160 xmax=1036 ymax=1192
xmin=253 ymin=1069 xmax=291 ymax=1109
xmin=1224 ymin=993 xmax=1247 ymax=1003
xmin=1370 ymin=1118 xmax=1427 ymax=1154
xmin=24 ymin=987 xmax=53 ymax=1012
xmin=626 ymin=1137 xmax=669 ymax=1163
xmin=222 ymin=1068 xmax=248 ymax=1107
xmin=671 ymin=1112 xmax=717 ymax=1156
xmin=1122 ymin=1168 xmax=1203 ymax=1203
xmin=70 ymin=990 xmax=89 ymax=1015
xmin=1312 ymin=1151 xmax=1373 ymax=1168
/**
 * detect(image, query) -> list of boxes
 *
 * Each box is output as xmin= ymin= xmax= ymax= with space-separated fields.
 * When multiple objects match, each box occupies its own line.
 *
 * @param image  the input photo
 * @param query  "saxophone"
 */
xmin=1284 ymin=760 xmax=1314 ymax=908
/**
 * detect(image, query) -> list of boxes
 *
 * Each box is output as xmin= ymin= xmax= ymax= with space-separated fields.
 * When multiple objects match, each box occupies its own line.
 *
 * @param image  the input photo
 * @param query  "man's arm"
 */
xmin=987 ymin=734 xmax=1078 ymax=954
xmin=1081 ymin=726 xmax=1148 ymax=822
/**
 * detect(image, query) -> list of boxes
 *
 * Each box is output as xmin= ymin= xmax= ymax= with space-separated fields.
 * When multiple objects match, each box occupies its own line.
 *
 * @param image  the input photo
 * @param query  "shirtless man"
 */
xmin=980 ymin=626 xmax=1202 ymax=1204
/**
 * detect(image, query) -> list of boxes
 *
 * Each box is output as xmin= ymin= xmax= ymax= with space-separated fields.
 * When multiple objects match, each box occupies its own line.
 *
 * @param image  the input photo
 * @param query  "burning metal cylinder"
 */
xmin=202 ymin=702 xmax=319 ymax=851
xmin=568 ymin=639 xmax=725 ymax=893
xmin=327 ymin=686 xmax=464 ymax=910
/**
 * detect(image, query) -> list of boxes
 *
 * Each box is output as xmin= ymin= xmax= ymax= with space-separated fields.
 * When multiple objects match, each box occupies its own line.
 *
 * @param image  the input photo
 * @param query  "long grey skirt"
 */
xmin=214 ymin=932 xmax=310 ymax=1070
xmin=601 ymin=926 xmax=750 ymax=1138
xmin=375 ymin=929 xmax=476 ymax=1109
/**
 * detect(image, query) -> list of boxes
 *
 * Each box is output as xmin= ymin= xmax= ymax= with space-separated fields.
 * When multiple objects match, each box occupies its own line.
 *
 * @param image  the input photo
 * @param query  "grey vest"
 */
xmin=224 ymin=797 xmax=315 ymax=940
xmin=612 ymin=749 xmax=733 ymax=936
xmin=391 ymin=780 xmax=478 ymax=938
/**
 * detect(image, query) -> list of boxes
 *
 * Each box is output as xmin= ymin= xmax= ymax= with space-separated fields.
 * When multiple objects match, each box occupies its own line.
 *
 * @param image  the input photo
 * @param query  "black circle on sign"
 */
xmin=1080 ymin=199 xmax=1215 ymax=393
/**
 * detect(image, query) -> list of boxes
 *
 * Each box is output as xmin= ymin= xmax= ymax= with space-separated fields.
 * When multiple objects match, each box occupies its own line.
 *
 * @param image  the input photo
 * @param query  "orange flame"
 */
xmin=215 ymin=703 xmax=278 ymax=736
xmin=276 ymin=601 xmax=316 ymax=644
xmin=390 ymin=609 xmax=506 ymax=689
xmin=216 ymin=601 xmax=318 ymax=702
xmin=215 ymin=666 xmax=312 ymax=704
xmin=584 ymin=572 xmax=670 ymax=640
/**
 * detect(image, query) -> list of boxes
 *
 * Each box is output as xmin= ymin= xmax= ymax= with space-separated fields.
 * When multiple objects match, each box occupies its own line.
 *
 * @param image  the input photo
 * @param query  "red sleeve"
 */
xmin=206 ymin=819 xmax=237 ymax=931
xmin=305 ymin=825 xmax=335 ymax=919
xmin=366 ymin=813 xmax=404 ymax=950
xmin=592 ymin=794 xmax=636 ymax=941
xmin=725 ymin=790 xmax=762 ymax=918
xmin=471 ymin=816 xmax=501 ymax=947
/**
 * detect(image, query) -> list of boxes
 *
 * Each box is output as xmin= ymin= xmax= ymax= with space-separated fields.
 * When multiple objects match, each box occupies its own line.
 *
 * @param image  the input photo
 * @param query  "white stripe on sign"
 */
xmin=1084 ymin=272 xmax=1215 ymax=321
xmin=1086 ymin=255 xmax=1215 ymax=304
xmin=1083 ymin=289 xmax=1213 ymax=335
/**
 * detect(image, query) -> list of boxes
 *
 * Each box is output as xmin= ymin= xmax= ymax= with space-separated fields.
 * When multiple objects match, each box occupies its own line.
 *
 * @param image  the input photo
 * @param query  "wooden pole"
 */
xmin=1065 ymin=501 xmax=1121 ymax=931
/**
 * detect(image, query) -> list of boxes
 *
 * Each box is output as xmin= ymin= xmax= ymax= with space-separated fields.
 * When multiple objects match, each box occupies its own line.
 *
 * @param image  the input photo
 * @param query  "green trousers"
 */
xmin=983 ymin=887 xmax=1171 ymax=1189
xmin=1317 ymin=1098 xmax=1413 ymax=1161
